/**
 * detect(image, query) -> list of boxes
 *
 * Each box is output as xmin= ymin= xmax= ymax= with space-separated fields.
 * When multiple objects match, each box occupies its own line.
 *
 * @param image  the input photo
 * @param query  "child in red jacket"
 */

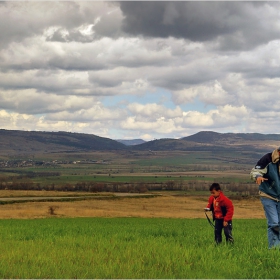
xmin=204 ymin=183 xmax=234 ymax=244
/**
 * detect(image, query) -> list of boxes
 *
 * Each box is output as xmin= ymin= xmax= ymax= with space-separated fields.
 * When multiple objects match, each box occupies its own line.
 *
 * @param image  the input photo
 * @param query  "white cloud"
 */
xmin=171 ymin=88 xmax=198 ymax=105
xmin=181 ymin=105 xmax=248 ymax=129
xmin=47 ymin=103 xmax=126 ymax=122
xmin=120 ymin=115 xmax=182 ymax=135
xmin=0 ymin=109 xmax=113 ymax=138
xmin=1 ymin=1 xmax=280 ymax=140
xmin=182 ymin=111 xmax=214 ymax=127
xmin=172 ymin=80 xmax=234 ymax=106
xmin=0 ymin=89 xmax=98 ymax=114
xmin=127 ymin=103 xmax=182 ymax=119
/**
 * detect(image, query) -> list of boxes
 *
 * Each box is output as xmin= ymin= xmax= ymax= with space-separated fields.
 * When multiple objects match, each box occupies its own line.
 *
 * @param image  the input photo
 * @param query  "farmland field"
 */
xmin=0 ymin=150 xmax=256 ymax=200
xmin=0 ymin=217 xmax=274 ymax=279
xmin=0 ymin=150 xmax=253 ymax=183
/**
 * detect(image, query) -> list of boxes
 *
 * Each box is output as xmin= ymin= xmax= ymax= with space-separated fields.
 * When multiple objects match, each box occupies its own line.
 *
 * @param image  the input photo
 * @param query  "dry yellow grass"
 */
xmin=0 ymin=191 xmax=265 ymax=219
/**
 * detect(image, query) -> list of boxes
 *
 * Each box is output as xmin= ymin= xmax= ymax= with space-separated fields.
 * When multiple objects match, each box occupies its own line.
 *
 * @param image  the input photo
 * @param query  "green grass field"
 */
xmin=0 ymin=217 xmax=274 ymax=279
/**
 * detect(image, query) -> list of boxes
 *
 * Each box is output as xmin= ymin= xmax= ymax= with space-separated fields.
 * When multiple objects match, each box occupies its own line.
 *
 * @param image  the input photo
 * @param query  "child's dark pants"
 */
xmin=214 ymin=219 xmax=234 ymax=244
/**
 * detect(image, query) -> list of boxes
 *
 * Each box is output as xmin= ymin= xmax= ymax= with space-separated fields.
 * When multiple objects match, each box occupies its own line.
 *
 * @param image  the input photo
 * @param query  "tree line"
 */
xmin=0 ymin=176 xmax=258 ymax=196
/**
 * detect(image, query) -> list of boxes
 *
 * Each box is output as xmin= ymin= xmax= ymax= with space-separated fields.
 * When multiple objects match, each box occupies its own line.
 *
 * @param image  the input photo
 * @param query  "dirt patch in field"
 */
xmin=0 ymin=193 xmax=265 ymax=219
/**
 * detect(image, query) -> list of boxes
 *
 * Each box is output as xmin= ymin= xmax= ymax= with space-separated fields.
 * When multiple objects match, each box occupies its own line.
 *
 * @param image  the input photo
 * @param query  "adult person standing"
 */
xmin=250 ymin=147 xmax=280 ymax=249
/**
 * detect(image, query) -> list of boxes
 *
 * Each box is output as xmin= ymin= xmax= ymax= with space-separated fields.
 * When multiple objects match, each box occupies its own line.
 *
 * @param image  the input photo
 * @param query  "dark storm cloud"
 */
xmin=120 ymin=1 xmax=230 ymax=40
xmin=119 ymin=1 xmax=280 ymax=50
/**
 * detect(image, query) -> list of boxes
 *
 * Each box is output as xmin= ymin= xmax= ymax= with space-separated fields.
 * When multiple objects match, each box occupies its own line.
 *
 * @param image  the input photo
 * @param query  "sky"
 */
xmin=1 ymin=1 xmax=280 ymax=141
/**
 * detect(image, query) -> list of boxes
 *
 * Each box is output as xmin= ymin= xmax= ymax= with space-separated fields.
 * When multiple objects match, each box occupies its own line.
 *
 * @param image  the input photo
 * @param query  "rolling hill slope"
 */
xmin=131 ymin=131 xmax=280 ymax=153
xmin=0 ymin=129 xmax=127 ymax=154
xmin=181 ymin=131 xmax=280 ymax=143
xmin=0 ymin=129 xmax=280 ymax=155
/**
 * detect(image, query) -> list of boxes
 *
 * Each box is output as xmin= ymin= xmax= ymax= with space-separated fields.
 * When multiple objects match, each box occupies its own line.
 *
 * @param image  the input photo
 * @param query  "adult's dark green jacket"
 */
xmin=250 ymin=149 xmax=280 ymax=200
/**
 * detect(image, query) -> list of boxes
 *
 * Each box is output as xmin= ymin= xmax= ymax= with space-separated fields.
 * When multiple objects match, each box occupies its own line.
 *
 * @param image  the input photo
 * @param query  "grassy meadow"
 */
xmin=0 ymin=149 xmax=268 ymax=279
xmin=0 ymin=217 xmax=274 ymax=279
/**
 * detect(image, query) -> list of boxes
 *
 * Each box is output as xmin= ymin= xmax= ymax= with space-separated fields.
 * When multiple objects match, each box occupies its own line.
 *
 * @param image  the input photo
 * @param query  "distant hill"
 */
xmin=181 ymin=131 xmax=280 ymax=143
xmin=116 ymin=139 xmax=146 ymax=146
xmin=0 ymin=129 xmax=280 ymax=155
xmin=131 ymin=131 xmax=280 ymax=153
xmin=130 ymin=138 xmax=218 ymax=152
xmin=0 ymin=129 xmax=127 ymax=155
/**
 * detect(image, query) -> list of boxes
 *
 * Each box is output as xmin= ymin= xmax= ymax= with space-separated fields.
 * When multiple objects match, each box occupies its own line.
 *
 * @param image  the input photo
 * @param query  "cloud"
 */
xmin=172 ymin=80 xmax=235 ymax=106
xmin=0 ymin=89 xmax=98 ymax=114
xmin=0 ymin=109 xmax=113 ymax=137
xmin=181 ymin=105 xmax=248 ymax=129
xmin=127 ymin=103 xmax=182 ymax=119
xmin=0 ymin=2 xmax=121 ymax=48
xmin=120 ymin=2 xmax=280 ymax=50
xmin=46 ymin=103 xmax=126 ymax=122
xmin=120 ymin=115 xmax=182 ymax=135
xmin=120 ymin=2 xmax=233 ymax=40
xmin=94 ymin=5 xmax=124 ymax=38
xmin=0 ymin=69 xmax=94 ymax=96
xmin=2 ymin=1 xmax=280 ymax=140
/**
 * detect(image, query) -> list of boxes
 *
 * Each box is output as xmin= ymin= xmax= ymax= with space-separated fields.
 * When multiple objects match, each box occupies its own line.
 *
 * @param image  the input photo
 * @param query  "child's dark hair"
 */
xmin=209 ymin=183 xmax=221 ymax=191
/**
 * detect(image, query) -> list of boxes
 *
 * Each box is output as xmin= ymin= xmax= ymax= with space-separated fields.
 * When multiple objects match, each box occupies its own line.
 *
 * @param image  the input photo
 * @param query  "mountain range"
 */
xmin=0 ymin=129 xmax=280 ymax=155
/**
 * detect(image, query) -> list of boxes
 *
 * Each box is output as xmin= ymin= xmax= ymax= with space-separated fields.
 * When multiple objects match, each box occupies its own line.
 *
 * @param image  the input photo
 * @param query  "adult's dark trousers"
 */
xmin=214 ymin=219 xmax=234 ymax=244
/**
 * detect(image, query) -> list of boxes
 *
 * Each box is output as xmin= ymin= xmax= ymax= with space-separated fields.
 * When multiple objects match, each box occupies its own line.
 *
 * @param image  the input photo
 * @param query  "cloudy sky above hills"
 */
xmin=1 ymin=1 xmax=280 ymax=140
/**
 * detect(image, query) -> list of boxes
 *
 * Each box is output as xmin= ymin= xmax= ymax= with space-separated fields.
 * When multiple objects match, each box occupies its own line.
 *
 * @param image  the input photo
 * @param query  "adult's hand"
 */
xmin=256 ymin=177 xmax=268 ymax=185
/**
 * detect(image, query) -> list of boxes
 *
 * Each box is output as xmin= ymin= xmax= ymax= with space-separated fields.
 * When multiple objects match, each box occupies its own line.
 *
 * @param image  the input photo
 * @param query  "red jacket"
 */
xmin=206 ymin=192 xmax=234 ymax=222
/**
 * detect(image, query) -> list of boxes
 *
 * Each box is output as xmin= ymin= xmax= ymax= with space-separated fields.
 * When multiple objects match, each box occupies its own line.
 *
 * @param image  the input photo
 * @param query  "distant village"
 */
xmin=0 ymin=159 xmax=109 ymax=168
